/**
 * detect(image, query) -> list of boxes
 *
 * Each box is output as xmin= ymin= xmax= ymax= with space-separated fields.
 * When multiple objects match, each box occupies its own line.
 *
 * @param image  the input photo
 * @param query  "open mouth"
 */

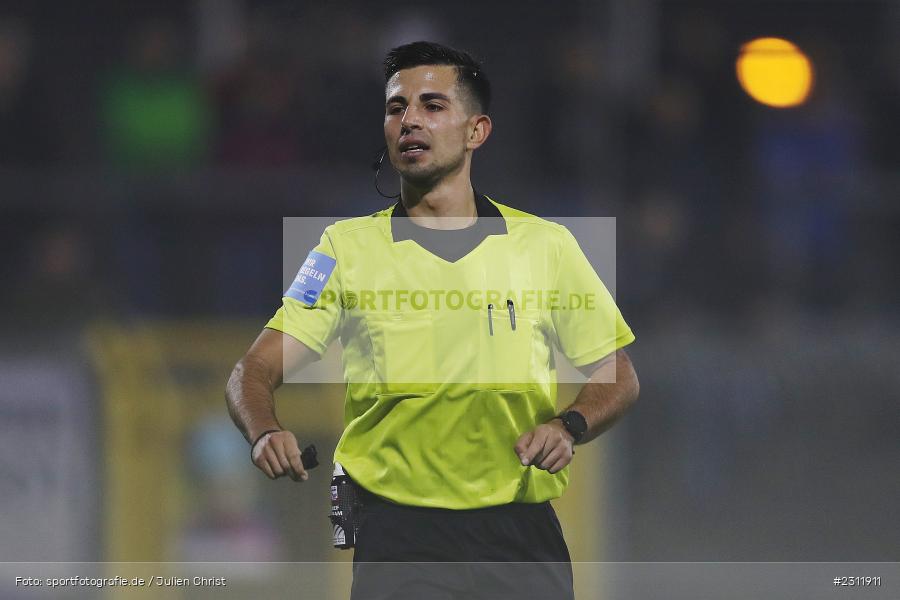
xmin=399 ymin=141 xmax=430 ymax=158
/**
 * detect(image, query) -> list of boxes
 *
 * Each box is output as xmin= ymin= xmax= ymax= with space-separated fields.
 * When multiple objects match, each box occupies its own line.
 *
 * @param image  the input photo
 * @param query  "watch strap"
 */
xmin=556 ymin=411 xmax=587 ymax=443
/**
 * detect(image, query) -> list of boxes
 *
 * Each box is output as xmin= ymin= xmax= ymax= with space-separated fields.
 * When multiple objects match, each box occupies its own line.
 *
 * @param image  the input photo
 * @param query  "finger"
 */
xmin=281 ymin=435 xmax=309 ymax=481
xmin=514 ymin=431 xmax=533 ymax=458
xmin=253 ymin=452 xmax=276 ymax=479
xmin=522 ymin=430 xmax=549 ymax=466
xmin=535 ymin=440 xmax=561 ymax=469
xmin=537 ymin=445 xmax=565 ymax=470
xmin=271 ymin=439 xmax=297 ymax=481
xmin=548 ymin=454 xmax=572 ymax=474
xmin=264 ymin=445 xmax=285 ymax=477
xmin=285 ymin=444 xmax=309 ymax=481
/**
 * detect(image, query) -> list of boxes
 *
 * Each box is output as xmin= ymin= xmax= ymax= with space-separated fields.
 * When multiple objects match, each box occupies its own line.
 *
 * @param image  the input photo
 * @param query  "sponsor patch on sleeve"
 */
xmin=285 ymin=250 xmax=337 ymax=306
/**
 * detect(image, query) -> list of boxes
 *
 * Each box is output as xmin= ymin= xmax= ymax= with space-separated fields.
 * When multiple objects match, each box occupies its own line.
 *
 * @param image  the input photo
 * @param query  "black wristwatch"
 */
xmin=554 ymin=410 xmax=588 ymax=443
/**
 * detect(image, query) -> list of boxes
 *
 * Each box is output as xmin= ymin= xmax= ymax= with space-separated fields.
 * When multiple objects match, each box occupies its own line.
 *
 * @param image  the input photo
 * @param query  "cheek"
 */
xmin=450 ymin=119 xmax=471 ymax=146
xmin=432 ymin=122 xmax=469 ymax=151
xmin=384 ymin=122 xmax=401 ymax=153
xmin=451 ymin=128 xmax=470 ymax=152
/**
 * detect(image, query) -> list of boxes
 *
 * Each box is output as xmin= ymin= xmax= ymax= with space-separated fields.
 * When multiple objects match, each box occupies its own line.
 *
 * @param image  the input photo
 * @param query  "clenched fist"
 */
xmin=514 ymin=420 xmax=575 ymax=474
xmin=251 ymin=430 xmax=309 ymax=481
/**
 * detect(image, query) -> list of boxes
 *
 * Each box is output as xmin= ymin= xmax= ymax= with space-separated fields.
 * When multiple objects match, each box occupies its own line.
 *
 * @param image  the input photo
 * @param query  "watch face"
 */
xmin=563 ymin=411 xmax=587 ymax=438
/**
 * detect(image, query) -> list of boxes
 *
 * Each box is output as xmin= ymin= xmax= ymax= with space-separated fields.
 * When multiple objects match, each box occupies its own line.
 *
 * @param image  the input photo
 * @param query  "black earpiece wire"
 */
xmin=372 ymin=146 xmax=401 ymax=199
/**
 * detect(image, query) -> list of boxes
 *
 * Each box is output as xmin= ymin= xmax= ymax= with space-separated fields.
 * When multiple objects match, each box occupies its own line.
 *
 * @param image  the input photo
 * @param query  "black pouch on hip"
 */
xmin=329 ymin=463 xmax=362 ymax=549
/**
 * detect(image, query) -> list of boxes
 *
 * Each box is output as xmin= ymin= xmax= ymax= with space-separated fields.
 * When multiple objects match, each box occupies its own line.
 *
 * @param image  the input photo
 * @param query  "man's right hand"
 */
xmin=251 ymin=430 xmax=309 ymax=482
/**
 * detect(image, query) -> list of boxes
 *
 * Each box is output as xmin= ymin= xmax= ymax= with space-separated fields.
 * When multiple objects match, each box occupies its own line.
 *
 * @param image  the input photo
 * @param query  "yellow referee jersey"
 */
xmin=266 ymin=196 xmax=634 ymax=509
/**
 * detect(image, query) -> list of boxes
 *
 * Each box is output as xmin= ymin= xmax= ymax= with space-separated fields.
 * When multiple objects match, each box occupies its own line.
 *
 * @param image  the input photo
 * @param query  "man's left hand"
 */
xmin=514 ymin=420 xmax=574 ymax=474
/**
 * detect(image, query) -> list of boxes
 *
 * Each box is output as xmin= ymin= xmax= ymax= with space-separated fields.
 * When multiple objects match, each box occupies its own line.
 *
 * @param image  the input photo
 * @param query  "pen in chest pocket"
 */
xmin=487 ymin=303 xmax=494 ymax=336
xmin=487 ymin=300 xmax=517 ymax=336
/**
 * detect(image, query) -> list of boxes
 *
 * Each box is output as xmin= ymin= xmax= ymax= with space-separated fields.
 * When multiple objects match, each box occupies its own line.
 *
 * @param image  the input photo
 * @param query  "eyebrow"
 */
xmin=385 ymin=92 xmax=452 ymax=106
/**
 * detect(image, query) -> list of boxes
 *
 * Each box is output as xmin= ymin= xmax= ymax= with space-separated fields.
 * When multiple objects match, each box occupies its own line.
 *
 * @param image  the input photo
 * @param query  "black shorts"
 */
xmin=350 ymin=486 xmax=575 ymax=600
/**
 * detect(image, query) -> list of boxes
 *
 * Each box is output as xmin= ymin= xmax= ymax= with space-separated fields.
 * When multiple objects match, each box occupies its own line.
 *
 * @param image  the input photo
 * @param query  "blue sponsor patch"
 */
xmin=285 ymin=250 xmax=336 ymax=306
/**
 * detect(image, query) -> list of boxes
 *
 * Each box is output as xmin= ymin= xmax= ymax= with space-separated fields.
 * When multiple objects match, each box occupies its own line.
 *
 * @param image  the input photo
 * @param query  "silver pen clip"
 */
xmin=507 ymin=299 xmax=516 ymax=331
xmin=487 ymin=303 xmax=494 ymax=336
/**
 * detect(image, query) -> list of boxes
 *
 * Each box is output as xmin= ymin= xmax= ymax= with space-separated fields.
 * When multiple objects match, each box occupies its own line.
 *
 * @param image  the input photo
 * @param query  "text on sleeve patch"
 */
xmin=285 ymin=250 xmax=337 ymax=306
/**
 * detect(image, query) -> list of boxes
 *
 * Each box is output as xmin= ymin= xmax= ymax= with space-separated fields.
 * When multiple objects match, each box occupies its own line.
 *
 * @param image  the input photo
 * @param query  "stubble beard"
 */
xmin=398 ymin=150 xmax=466 ymax=190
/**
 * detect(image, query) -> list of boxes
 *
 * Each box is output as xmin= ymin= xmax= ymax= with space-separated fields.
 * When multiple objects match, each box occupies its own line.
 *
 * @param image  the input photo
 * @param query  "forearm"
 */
xmin=563 ymin=350 xmax=640 ymax=445
xmin=226 ymin=354 xmax=283 ymax=444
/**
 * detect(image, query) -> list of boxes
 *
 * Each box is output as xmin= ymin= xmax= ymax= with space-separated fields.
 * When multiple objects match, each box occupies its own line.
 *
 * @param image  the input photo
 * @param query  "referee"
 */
xmin=226 ymin=41 xmax=639 ymax=599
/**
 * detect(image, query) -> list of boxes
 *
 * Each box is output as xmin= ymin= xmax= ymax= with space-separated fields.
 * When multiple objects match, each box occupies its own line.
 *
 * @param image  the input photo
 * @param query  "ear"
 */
xmin=466 ymin=114 xmax=492 ymax=150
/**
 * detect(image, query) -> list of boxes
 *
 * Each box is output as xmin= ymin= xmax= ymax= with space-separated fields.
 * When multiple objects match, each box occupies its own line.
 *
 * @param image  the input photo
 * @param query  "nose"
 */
xmin=400 ymin=105 xmax=423 ymax=133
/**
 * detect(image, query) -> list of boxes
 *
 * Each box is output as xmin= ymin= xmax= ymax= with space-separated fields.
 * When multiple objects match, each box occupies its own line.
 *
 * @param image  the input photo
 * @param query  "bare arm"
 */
xmin=566 ymin=347 xmax=640 ymax=444
xmin=515 ymin=348 xmax=640 ymax=473
xmin=226 ymin=328 xmax=320 ymax=480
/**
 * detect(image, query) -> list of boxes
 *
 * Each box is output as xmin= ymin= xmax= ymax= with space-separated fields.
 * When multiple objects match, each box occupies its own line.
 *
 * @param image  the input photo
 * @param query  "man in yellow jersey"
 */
xmin=226 ymin=41 xmax=639 ymax=599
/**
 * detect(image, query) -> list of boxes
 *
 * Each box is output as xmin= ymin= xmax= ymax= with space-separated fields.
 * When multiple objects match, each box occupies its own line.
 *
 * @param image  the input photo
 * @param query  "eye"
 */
xmin=387 ymin=105 xmax=404 ymax=115
xmin=426 ymin=103 xmax=443 ymax=111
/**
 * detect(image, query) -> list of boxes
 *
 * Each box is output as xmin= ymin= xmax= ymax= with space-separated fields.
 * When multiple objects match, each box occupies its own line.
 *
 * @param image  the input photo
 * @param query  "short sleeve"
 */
xmin=551 ymin=227 xmax=635 ymax=367
xmin=265 ymin=228 xmax=343 ymax=356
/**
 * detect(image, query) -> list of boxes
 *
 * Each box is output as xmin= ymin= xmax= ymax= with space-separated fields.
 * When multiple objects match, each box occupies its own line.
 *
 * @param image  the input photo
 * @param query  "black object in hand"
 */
xmin=300 ymin=444 xmax=319 ymax=470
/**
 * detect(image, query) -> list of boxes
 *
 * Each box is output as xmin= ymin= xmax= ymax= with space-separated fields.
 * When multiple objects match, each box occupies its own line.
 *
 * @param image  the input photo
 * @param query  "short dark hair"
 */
xmin=383 ymin=41 xmax=491 ymax=114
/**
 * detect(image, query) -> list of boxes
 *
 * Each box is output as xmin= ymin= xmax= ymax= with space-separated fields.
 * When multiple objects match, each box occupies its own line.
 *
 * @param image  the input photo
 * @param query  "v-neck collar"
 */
xmin=390 ymin=191 xmax=507 ymax=243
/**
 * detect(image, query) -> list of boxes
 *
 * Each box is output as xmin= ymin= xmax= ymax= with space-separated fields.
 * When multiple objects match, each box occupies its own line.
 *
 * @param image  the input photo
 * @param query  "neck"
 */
xmin=400 ymin=165 xmax=477 ymax=230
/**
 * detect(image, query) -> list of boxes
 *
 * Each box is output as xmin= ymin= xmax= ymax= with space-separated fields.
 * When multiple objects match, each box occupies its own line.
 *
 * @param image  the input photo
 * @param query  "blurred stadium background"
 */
xmin=1 ymin=0 xmax=897 ymax=598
